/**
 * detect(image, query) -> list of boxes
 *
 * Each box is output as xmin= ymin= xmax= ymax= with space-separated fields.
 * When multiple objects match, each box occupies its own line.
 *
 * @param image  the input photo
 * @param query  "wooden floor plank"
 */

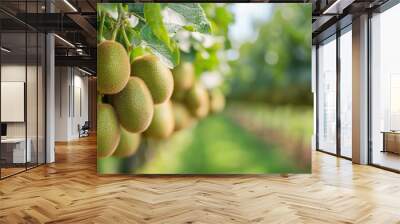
xmin=0 ymin=135 xmax=399 ymax=223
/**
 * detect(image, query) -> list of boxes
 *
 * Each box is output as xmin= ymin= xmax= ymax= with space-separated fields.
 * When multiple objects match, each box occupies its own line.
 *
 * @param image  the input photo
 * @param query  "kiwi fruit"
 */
xmin=97 ymin=40 xmax=130 ymax=94
xmin=172 ymin=62 xmax=195 ymax=91
xmin=171 ymin=88 xmax=186 ymax=102
xmin=113 ymin=125 xmax=141 ymax=158
xmin=144 ymin=101 xmax=175 ymax=139
xmin=172 ymin=102 xmax=193 ymax=131
xmin=131 ymin=55 xmax=174 ymax=104
xmin=209 ymin=88 xmax=226 ymax=113
xmin=111 ymin=77 xmax=154 ymax=133
xmin=97 ymin=103 xmax=120 ymax=158
xmin=185 ymin=83 xmax=209 ymax=118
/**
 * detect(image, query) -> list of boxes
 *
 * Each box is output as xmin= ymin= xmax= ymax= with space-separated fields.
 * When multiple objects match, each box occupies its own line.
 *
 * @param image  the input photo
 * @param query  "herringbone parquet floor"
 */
xmin=0 ymin=135 xmax=400 ymax=224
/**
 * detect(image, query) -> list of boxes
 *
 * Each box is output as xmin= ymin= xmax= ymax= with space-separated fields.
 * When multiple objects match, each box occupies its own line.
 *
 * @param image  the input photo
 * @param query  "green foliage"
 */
xmin=144 ymin=4 xmax=171 ymax=48
xmin=127 ymin=3 xmax=144 ymax=18
xmin=116 ymin=26 xmax=140 ymax=50
xmin=98 ymin=3 xmax=213 ymax=68
xmin=97 ymin=3 xmax=118 ymax=15
xmin=166 ymin=3 xmax=212 ymax=34
xmin=201 ymin=3 xmax=234 ymax=36
xmin=141 ymin=25 xmax=180 ymax=68
xmin=179 ymin=3 xmax=235 ymax=77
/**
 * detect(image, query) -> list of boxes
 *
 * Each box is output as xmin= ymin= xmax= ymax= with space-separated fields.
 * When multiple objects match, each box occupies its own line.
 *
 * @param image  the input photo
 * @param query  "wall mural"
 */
xmin=97 ymin=3 xmax=312 ymax=174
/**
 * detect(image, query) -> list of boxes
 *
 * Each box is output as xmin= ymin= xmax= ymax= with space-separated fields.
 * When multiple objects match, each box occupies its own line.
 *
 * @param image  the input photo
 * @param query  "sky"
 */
xmin=228 ymin=4 xmax=273 ymax=47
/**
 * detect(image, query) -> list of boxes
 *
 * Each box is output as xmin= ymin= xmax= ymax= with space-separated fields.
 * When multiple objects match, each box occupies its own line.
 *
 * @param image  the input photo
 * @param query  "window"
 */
xmin=317 ymin=36 xmax=337 ymax=154
xmin=0 ymin=1 xmax=46 ymax=179
xmin=371 ymin=3 xmax=400 ymax=171
xmin=339 ymin=28 xmax=352 ymax=158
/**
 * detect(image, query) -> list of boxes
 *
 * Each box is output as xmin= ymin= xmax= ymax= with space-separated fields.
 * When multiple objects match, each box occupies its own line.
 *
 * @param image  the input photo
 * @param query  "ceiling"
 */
xmin=3 ymin=0 xmax=394 ymax=73
xmin=0 ymin=0 xmax=96 ymax=74
xmin=311 ymin=0 xmax=391 ymax=44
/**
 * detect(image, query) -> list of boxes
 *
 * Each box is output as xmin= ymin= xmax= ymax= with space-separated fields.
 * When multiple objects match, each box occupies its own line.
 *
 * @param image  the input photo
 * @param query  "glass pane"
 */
xmin=317 ymin=37 xmax=337 ymax=154
xmin=27 ymin=31 xmax=38 ymax=169
xmin=1 ymin=30 xmax=27 ymax=177
xmin=26 ymin=0 xmax=40 ymax=170
xmin=371 ymin=4 xmax=400 ymax=171
xmin=312 ymin=46 xmax=316 ymax=151
xmin=38 ymin=33 xmax=45 ymax=165
xmin=340 ymin=29 xmax=352 ymax=158
xmin=0 ymin=1 xmax=46 ymax=178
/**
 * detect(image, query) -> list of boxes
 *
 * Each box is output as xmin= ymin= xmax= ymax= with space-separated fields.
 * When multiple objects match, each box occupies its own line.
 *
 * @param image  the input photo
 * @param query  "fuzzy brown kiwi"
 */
xmin=97 ymin=103 xmax=120 ymax=158
xmin=131 ymin=55 xmax=174 ymax=104
xmin=111 ymin=77 xmax=154 ymax=133
xmin=144 ymin=101 xmax=175 ymax=139
xmin=97 ymin=40 xmax=130 ymax=94
xmin=209 ymin=88 xmax=226 ymax=113
xmin=112 ymin=125 xmax=141 ymax=158
xmin=172 ymin=62 xmax=195 ymax=91
xmin=185 ymin=83 xmax=209 ymax=118
xmin=172 ymin=102 xmax=193 ymax=131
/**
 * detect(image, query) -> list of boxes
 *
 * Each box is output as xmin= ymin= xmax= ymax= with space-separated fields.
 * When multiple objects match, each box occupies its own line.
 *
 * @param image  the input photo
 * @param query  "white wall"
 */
xmin=54 ymin=67 xmax=89 ymax=141
xmin=55 ymin=66 xmax=69 ymax=141
xmin=72 ymin=73 xmax=89 ymax=138
xmin=1 ymin=82 xmax=25 ymax=122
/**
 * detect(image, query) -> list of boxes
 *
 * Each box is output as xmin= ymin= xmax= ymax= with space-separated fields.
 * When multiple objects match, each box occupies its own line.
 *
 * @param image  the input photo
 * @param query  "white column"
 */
xmin=46 ymin=32 xmax=55 ymax=163
xmin=45 ymin=0 xmax=56 ymax=163
xmin=352 ymin=14 xmax=369 ymax=164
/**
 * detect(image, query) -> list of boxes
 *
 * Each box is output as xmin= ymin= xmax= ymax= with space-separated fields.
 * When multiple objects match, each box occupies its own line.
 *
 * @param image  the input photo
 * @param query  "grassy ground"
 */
xmin=223 ymin=102 xmax=313 ymax=172
xmin=225 ymin=102 xmax=313 ymax=143
xmin=138 ymin=114 xmax=300 ymax=174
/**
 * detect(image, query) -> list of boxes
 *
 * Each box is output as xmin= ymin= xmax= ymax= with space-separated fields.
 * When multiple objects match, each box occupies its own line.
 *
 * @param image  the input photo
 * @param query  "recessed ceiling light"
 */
xmin=1 ymin=47 xmax=11 ymax=53
xmin=78 ymin=67 xmax=93 ymax=76
xmin=54 ymin=34 xmax=75 ymax=48
xmin=63 ymin=0 xmax=78 ymax=12
xmin=322 ymin=0 xmax=354 ymax=15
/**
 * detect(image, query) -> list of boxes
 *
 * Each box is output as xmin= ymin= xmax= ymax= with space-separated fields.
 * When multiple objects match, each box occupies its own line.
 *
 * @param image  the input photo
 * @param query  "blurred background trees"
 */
xmin=226 ymin=4 xmax=312 ymax=105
